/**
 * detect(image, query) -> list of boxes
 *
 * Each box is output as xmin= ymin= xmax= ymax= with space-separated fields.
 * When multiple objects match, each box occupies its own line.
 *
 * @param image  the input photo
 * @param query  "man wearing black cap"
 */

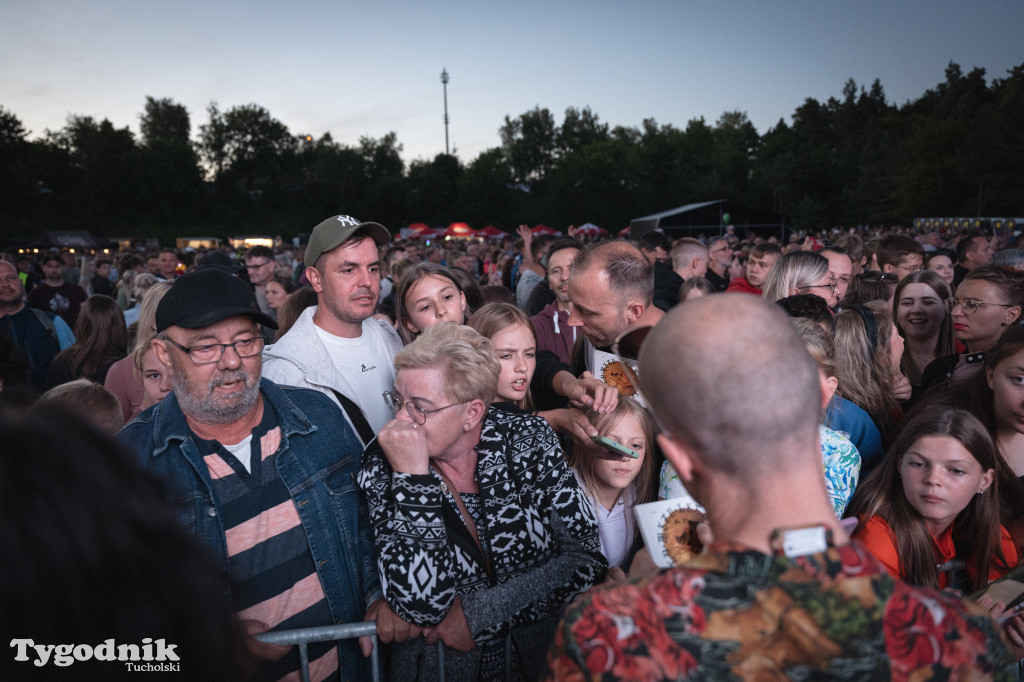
xmin=263 ymin=214 xmax=402 ymax=447
xmin=117 ymin=267 xmax=399 ymax=680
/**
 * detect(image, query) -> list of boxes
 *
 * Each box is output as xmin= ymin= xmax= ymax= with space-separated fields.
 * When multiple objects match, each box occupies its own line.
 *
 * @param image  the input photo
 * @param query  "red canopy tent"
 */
xmin=531 ymin=224 xmax=559 ymax=236
xmin=618 ymin=226 xmax=631 ymax=237
xmin=399 ymin=223 xmax=439 ymax=240
xmin=477 ymin=225 xmax=506 ymax=239
xmin=574 ymin=222 xmax=608 ymax=238
xmin=444 ymin=222 xmax=476 ymax=238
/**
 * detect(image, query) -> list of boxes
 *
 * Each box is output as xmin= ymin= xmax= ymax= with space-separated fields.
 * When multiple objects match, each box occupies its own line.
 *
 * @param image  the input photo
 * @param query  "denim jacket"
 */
xmin=118 ymin=378 xmax=381 ymax=680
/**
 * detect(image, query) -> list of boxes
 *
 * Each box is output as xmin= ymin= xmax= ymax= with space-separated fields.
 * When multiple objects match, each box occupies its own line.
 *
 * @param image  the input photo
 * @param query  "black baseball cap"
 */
xmin=155 ymin=268 xmax=278 ymax=332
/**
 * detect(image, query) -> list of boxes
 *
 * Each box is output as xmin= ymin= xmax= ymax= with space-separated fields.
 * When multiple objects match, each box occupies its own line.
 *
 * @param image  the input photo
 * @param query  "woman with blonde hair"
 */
xmin=468 ymin=302 xmax=617 ymax=441
xmin=570 ymin=397 xmax=656 ymax=568
xmin=780 ymin=318 xmax=864 ymax=514
xmin=103 ymin=282 xmax=172 ymax=421
xmin=761 ymin=250 xmax=835 ymax=305
xmin=467 ymin=302 xmax=538 ymax=411
xmin=358 ymin=323 xmax=604 ymax=680
xmin=833 ymin=300 xmax=907 ymax=445
xmin=133 ymin=332 xmax=173 ymax=412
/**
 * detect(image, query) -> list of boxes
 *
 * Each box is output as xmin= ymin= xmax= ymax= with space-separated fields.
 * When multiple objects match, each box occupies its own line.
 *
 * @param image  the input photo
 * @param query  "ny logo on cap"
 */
xmin=335 ymin=215 xmax=361 ymax=227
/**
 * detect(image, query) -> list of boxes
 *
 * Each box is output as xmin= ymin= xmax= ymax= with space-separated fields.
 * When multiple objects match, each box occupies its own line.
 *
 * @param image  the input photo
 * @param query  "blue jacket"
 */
xmin=118 ymin=378 xmax=381 ymax=680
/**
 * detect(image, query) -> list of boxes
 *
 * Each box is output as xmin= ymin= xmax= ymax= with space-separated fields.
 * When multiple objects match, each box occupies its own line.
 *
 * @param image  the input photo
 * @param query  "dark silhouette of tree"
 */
xmin=198 ymin=103 xmax=296 ymax=199
xmin=138 ymin=97 xmax=203 ymax=220
xmin=3 ymin=59 xmax=1024 ymax=244
xmin=500 ymin=106 xmax=557 ymax=187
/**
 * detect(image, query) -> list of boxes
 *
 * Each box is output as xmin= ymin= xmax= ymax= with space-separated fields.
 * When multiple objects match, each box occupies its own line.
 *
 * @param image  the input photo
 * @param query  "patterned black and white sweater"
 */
xmin=358 ymin=406 xmax=606 ymax=680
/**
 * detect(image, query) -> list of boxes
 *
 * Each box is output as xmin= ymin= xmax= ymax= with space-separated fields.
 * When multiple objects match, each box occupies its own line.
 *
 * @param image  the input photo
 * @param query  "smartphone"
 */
xmin=591 ymin=435 xmax=638 ymax=459
xmin=970 ymin=563 xmax=1024 ymax=613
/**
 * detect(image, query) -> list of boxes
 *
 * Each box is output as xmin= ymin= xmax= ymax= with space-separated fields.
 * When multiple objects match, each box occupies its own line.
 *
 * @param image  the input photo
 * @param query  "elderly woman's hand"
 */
xmin=377 ymin=418 xmax=431 ymax=475
xmin=423 ymin=596 xmax=475 ymax=652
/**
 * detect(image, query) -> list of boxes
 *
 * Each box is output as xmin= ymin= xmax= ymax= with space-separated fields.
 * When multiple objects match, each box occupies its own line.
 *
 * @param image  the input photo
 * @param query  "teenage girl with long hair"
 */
xmin=849 ymin=406 xmax=1018 ymax=592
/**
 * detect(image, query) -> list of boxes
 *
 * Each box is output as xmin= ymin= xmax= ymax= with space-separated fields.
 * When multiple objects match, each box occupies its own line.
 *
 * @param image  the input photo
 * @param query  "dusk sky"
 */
xmin=3 ymin=1 xmax=1022 ymax=165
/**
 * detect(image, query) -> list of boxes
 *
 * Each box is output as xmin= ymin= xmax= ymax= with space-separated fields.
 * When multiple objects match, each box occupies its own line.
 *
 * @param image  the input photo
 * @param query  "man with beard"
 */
xmin=531 ymin=238 xmax=581 ymax=362
xmin=26 ymin=252 xmax=88 ymax=327
xmin=704 ymin=237 xmax=734 ymax=291
xmin=263 ymin=215 xmax=402 ymax=448
xmin=118 ymin=267 xmax=411 ymax=681
xmin=567 ymin=241 xmax=664 ymax=354
xmin=0 ymin=259 xmax=75 ymax=391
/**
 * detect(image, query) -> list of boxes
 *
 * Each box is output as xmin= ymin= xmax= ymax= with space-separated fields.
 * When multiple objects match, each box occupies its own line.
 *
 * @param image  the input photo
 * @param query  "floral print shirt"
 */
xmin=545 ymin=539 xmax=1016 ymax=681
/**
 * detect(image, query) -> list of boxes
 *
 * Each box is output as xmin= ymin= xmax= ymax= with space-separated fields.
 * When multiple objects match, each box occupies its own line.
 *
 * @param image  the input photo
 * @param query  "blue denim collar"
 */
xmin=145 ymin=377 xmax=316 ymax=458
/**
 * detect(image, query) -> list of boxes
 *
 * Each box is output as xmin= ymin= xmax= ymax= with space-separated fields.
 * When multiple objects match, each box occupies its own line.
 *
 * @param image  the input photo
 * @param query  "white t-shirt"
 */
xmin=314 ymin=325 xmax=395 ymax=433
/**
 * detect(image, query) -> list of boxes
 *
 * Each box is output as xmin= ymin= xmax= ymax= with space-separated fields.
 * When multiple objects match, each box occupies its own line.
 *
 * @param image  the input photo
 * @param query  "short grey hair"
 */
xmin=394 ymin=323 xmax=500 ymax=405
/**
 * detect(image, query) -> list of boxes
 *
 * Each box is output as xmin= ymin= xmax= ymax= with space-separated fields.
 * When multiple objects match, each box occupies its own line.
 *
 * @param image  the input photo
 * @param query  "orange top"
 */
xmin=853 ymin=515 xmax=1018 ymax=589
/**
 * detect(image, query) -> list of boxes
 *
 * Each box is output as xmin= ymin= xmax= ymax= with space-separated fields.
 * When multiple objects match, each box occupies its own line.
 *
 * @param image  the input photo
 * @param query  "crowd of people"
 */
xmin=4 ymin=215 xmax=1024 ymax=680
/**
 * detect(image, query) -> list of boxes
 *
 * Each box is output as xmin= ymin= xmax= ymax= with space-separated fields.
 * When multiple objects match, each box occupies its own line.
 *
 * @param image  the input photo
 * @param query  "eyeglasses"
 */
xmin=801 ymin=278 xmax=837 ymax=294
xmin=949 ymin=298 xmax=1015 ymax=316
xmin=162 ymin=335 xmax=265 ymax=364
xmin=245 ymin=261 xmax=272 ymax=270
xmin=383 ymin=391 xmax=465 ymax=425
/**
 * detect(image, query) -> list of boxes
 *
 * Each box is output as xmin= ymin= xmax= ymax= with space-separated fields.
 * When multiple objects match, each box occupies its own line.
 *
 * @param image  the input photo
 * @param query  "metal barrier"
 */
xmin=255 ymin=623 xmax=452 ymax=682
xmin=255 ymin=621 xmax=380 ymax=682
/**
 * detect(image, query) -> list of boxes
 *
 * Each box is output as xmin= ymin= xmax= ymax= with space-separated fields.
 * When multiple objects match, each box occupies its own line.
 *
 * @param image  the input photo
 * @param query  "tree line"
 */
xmin=1 ymin=60 xmax=1022 ymax=245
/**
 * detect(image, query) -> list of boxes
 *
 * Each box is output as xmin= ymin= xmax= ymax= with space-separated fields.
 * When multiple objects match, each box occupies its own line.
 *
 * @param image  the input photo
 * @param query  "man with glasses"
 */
xmin=118 ymin=267 xmax=405 ymax=681
xmin=547 ymin=294 xmax=1024 ymax=679
xmin=704 ymin=238 xmax=734 ymax=292
xmin=877 ymin=234 xmax=926 ymax=283
xmin=819 ymin=245 xmax=854 ymax=308
xmin=244 ymin=245 xmax=278 ymax=327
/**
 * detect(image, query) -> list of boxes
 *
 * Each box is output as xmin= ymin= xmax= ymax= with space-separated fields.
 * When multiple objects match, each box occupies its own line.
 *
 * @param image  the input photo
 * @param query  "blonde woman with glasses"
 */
xmin=760 ymin=251 xmax=837 ymax=307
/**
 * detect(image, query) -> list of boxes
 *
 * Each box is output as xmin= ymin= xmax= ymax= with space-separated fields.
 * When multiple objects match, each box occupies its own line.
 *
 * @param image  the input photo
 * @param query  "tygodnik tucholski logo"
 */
xmin=10 ymin=638 xmax=180 ymax=671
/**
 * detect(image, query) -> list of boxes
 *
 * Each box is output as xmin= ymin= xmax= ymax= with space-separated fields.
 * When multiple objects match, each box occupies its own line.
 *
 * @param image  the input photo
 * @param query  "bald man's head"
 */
xmin=638 ymin=294 xmax=821 ymax=478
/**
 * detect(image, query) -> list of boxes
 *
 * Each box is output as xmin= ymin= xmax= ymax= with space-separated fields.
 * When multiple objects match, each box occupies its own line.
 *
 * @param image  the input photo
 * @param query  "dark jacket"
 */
xmin=652 ymin=260 xmax=683 ymax=311
xmin=118 ymin=378 xmax=381 ymax=681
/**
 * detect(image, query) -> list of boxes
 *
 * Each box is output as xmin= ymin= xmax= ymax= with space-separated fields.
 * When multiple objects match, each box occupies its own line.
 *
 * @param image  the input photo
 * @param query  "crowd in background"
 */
xmin=5 ymin=218 xmax=1024 ymax=680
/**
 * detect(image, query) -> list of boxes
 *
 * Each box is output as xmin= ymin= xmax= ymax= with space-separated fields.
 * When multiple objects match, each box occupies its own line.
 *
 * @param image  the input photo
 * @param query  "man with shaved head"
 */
xmin=546 ymin=294 xmax=1023 ymax=679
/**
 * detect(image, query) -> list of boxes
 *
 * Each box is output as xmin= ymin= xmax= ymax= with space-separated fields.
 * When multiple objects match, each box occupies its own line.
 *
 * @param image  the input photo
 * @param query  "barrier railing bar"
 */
xmin=255 ymin=622 xmax=381 ymax=682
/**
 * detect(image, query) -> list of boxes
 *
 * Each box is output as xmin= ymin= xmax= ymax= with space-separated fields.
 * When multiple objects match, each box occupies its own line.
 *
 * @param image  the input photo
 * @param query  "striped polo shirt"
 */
xmin=193 ymin=400 xmax=338 ymax=681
